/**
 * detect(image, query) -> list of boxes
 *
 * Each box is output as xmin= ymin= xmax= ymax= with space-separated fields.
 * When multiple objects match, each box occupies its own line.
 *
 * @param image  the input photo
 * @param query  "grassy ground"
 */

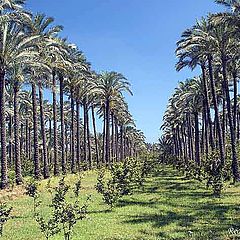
xmin=1 ymin=166 xmax=240 ymax=240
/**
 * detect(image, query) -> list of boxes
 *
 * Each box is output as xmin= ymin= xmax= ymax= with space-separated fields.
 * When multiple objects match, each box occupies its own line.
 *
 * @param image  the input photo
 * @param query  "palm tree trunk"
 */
xmin=20 ymin=123 xmax=24 ymax=158
xmin=48 ymin=119 xmax=52 ymax=165
xmin=52 ymin=69 xmax=59 ymax=175
xmin=222 ymin=57 xmax=240 ymax=181
xmin=14 ymin=81 xmax=23 ymax=184
xmin=83 ymin=100 xmax=88 ymax=165
xmin=111 ymin=112 xmax=115 ymax=162
xmin=189 ymin=117 xmax=194 ymax=160
xmin=120 ymin=125 xmax=124 ymax=161
xmin=8 ymin=116 xmax=13 ymax=168
xmin=87 ymin=109 xmax=92 ymax=169
xmin=201 ymin=65 xmax=214 ymax=150
xmin=59 ymin=73 xmax=66 ymax=174
xmin=187 ymin=114 xmax=192 ymax=160
xmin=105 ymin=99 xmax=110 ymax=165
xmin=176 ymin=126 xmax=183 ymax=159
xmin=70 ymin=89 xmax=76 ymax=173
xmin=194 ymin=112 xmax=200 ymax=165
xmin=102 ymin=109 xmax=106 ymax=164
xmin=32 ymin=82 xmax=41 ymax=180
xmin=222 ymin=96 xmax=226 ymax=147
xmin=76 ymin=101 xmax=81 ymax=171
xmin=115 ymin=118 xmax=119 ymax=162
xmin=25 ymin=119 xmax=28 ymax=155
xmin=91 ymin=106 xmax=99 ymax=167
xmin=0 ymin=69 xmax=8 ymax=188
xmin=65 ymin=122 xmax=68 ymax=164
xmin=173 ymin=130 xmax=179 ymax=158
xmin=28 ymin=123 xmax=31 ymax=160
xmin=208 ymin=55 xmax=225 ymax=166
xmin=181 ymin=125 xmax=187 ymax=164
xmin=202 ymin=105 xmax=209 ymax=155
xmin=39 ymin=84 xmax=50 ymax=179
xmin=237 ymin=110 xmax=240 ymax=141
xmin=233 ymin=71 xmax=238 ymax=134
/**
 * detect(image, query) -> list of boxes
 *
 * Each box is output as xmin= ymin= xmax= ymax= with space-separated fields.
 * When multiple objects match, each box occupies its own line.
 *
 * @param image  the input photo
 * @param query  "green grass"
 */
xmin=1 ymin=166 xmax=240 ymax=240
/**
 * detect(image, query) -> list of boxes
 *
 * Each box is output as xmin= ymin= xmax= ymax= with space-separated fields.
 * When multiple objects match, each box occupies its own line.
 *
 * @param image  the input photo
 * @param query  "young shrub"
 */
xmin=73 ymin=177 xmax=82 ymax=198
xmin=0 ymin=203 xmax=12 ymax=237
xmin=8 ymin=171 xmax=15 ymax=192
xmin=51 ymin=177 xmax=69 ymax=211
xmin=35 ymin=177 xmax=90 ymax=240
xmin=101 ymin=180 xmax=121 ymax=209
xmin=96 ymin=169 xmax=121 ymax=209
xmin=46 ymin=179 xmax=53 ymax=198
xmin=35 ymin=213 xmax=60 ymax=240
xmin=204 ymin=151 xmax=224 ymax=196
xmin=52 ymin=178 xmax=90 ymax=240
xmin=25 ymin=179 xmax=40 ymax=215
xmin=56 ymin=198 xmax=90 ymax=240
xmin=95 ymin=168 xmax=105 ymax=194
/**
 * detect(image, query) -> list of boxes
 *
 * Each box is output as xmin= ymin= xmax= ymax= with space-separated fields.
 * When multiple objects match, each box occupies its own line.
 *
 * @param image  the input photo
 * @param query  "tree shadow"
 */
xmin=117 ymin=167 xmax=240 ymax=239
xmin=123 ymin=211 xmax=195 ymax=228
xmin=117 ymin=198 xmax=158 ymax=208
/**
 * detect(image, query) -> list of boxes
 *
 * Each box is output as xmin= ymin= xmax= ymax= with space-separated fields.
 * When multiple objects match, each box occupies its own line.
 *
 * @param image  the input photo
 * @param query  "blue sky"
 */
xmin=26 ymin=0 xmax=223 ymax=143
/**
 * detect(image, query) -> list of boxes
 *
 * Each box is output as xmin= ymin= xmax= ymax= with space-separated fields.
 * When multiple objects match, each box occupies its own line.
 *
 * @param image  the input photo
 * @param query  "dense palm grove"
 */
xmin=160 ymin=0 xmax=240 ymax=192
xmin=0 ymin=0 xmax=146 ymax=189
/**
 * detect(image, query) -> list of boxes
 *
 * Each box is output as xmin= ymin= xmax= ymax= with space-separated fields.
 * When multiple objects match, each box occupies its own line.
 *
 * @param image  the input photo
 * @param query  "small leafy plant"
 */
xmin=101 ymin=180 xmax=120 ymax=209
xmin=0 ymin=202 xmax=12 ymax=237
xmin=25 ymin=179 xmax=40 ymax=215
xmin=95 ymin=168 xmax=105 ymax=194
xmin=35 ymin=178 xmax=90 ymax=240
xmin=35 ymin=213 xmax=60 ymax=240
xmin=95 ymin=158 xmax=148 ymax=209
xmin=73 ymin=177 xmax=82 ymax=198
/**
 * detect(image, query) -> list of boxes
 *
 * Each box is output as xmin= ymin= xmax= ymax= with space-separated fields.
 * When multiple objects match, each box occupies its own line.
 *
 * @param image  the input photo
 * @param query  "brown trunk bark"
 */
xmin=222 ymin=57 xmax=240 ymax=181
xmin=92 ymin=106 xmax=99 ymax=167
xmin=59 ymin=73 xmax=66 ymax=174
xmin=14 ymin=81 xmax=23 ymax=184
xmin=32 ymin=82 xmax=41 ymax=179
xmin=208 ymin=55 xmax=225 ymax=166
xmin=39 ymin=84 xmax=50 ymax=179
xmin=52 ymin=69 xmax=59 ymax=175
xmin=70 ymin=89 xmax=76 ymax=173
xmin=76 ymin=101 xmax=81 ymax=171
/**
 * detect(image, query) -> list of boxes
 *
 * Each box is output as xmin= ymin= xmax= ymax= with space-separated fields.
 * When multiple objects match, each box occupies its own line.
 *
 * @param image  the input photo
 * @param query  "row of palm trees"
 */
xmin=0 ymin=0 xmax=146 ymax=189
xmin=160 ymin=0 xmax=240 ymax=181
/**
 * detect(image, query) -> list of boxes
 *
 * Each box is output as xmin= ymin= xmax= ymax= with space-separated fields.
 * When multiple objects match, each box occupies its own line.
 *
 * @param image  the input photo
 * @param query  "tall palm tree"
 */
xmin=0 ymin=19 xmax=39 ymax=187
xmin=176 ymin=18 xmax=225 ymax=167
xmin=209 ymin=16 xmax=240 ymax=180
xmin=96 ymin=72 xmax=133 ymax=165
xmin=215 ymin=0 xmax=240 ymax=12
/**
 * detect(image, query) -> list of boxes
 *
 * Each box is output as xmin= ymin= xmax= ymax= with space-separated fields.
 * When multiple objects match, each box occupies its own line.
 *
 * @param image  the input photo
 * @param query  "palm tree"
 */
xmin=176 ymin=18 xmax=225 ymax=167
xmin=96 ymin=72 xmax=133 ymax=165
xmin=210 ymin=16 xmax=240 ymax=180
xmin=215 ymin=0 xmax=240 ymax=12
xmin=9 ymin=64 xmax=25 ymax=184
xmin=176 ymin=34 xmax=215 ymax=151
xmin=38 ymin=79 xmax=50 ymax=179
xmin=0 ymin=17 xmax=39 ymax=187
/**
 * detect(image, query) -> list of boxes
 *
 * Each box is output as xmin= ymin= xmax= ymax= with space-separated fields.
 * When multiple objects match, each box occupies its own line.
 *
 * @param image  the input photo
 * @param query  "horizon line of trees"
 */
xmin=0 ymin=0 xmax=146 ymax=189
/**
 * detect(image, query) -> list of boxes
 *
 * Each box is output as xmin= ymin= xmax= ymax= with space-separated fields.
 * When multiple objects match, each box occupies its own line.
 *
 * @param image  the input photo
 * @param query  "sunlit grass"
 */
xmin=0 ymin=166 xmax=240 ymax=240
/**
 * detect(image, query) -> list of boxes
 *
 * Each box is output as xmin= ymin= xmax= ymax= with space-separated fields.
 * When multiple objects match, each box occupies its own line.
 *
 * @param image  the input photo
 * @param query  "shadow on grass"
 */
xmin=117 ymin=198 xmax=157 ymax=208
xmin=124 ymin=211 xmax=195 ymax=228
xmin=118 ymin=167 xmax=240 ymax=239
xmin=88 ymin=209 xmax=112 ymax=214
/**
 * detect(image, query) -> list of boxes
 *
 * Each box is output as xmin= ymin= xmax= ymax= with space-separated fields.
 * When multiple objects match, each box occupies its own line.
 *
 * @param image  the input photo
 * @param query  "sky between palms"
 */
xmin=26 ymin=0 xmax=223 ymax=143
